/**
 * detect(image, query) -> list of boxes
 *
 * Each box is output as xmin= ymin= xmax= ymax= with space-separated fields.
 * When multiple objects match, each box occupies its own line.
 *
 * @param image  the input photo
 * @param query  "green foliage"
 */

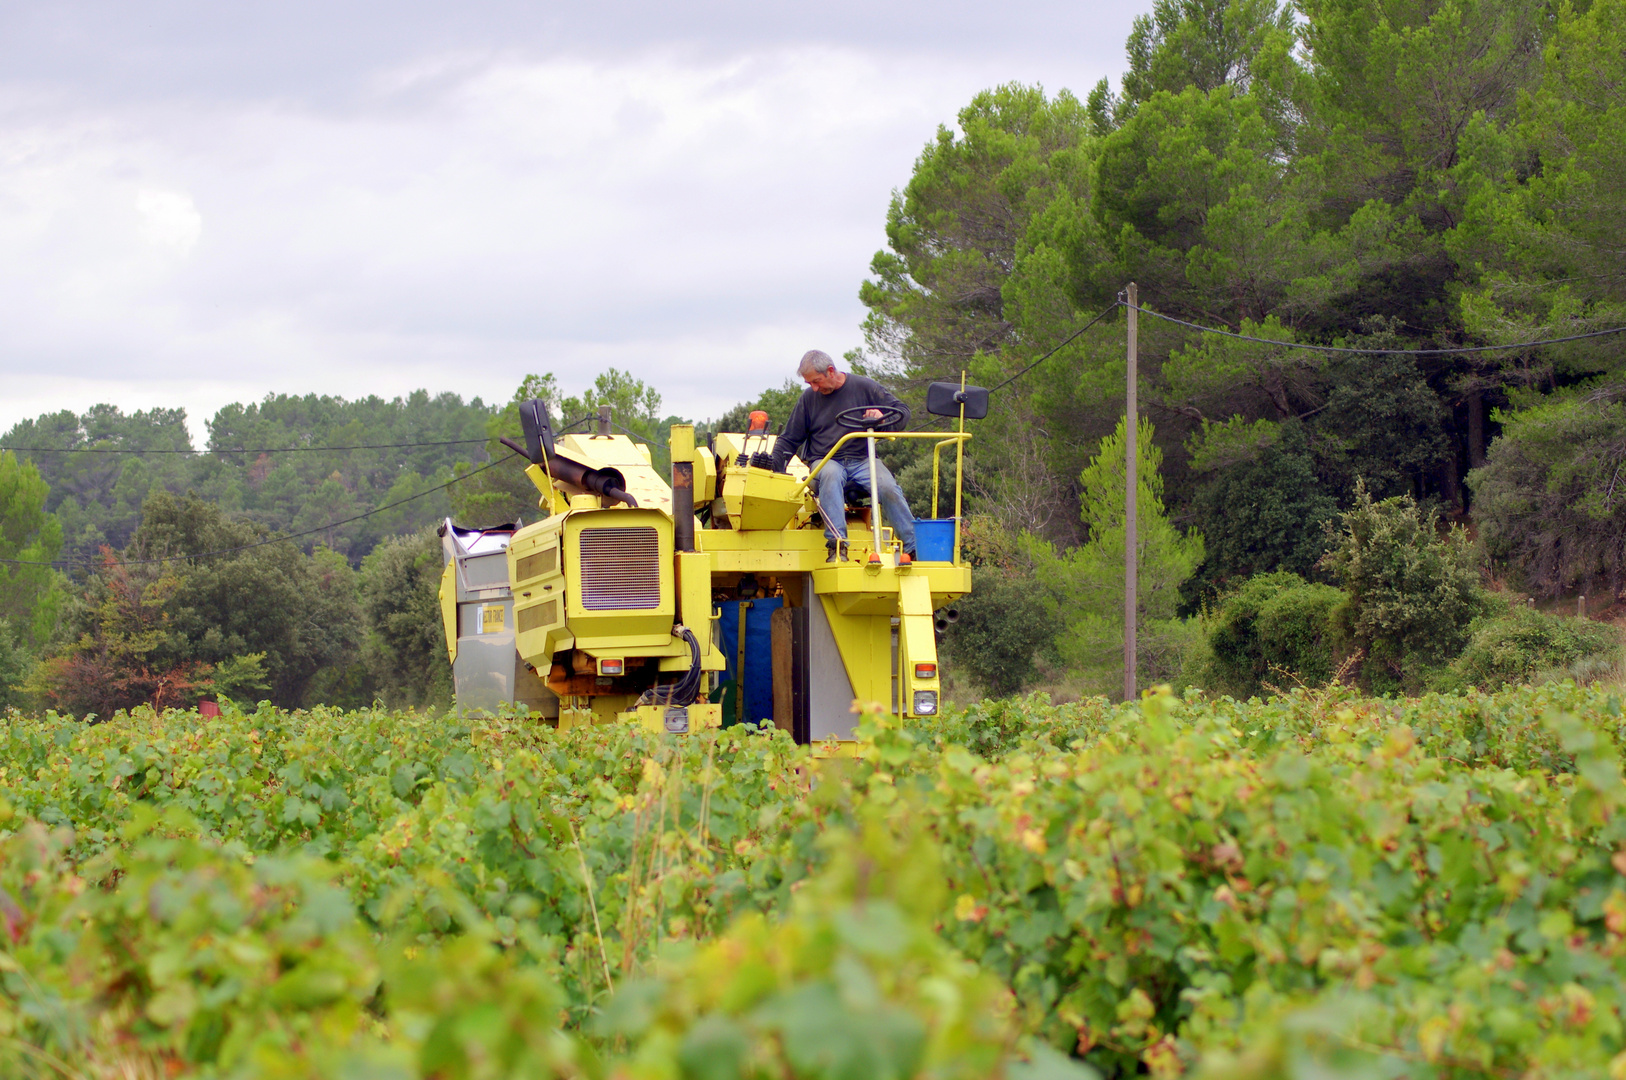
xmin=1321 ymin=484 xmax=1489 ymax=690
xmin=30 ymin=494 xmax=364 ymax=713
xmin=1030 ymin=417 xmax=1204 ymax=698
xmin=1201 ymin=572 xmax=1347 ymax=698
xmin=1120 ymin=0 xmax=1297 ymax=106
xmin=1449 ymin=0 xmax=1626 ymax=368
xmin=701 ymin=380 xmax=804 ymax=444
xmin=857 ymin=82 xmax=1118 ymax=541
xmin=940 ymin=523 xmax=1058 ymax=697
xmin=944 ymin=418 xmax=1204 ymax=700
xmin=8 ymin=683 xmax=1626 ymax=1077
xmin=0 ymin=450 xmax=66 ymax=654
xmin=131 ymin=493 xmax=365 ymax=707
xmin=0 ymin=620 xmax=29 ymax=710
xmin=7 ymin=394 xmax=492 ymax=567
xmin=1314 ymin=346 xmax=1451 ymax=503
xmin=1185 ymin=422 xmax=1337 ymax=603
xmin=850 ymin=0 xmax=1622 ymax=601
xmin=1442 ymin=601 xmax=1622 ymax=692
xmin=601 ymin=814 xmax=1051 ymax=1080
xmin=1469 ymin=390 xmax=1626 ymax=598
xmin=360 ymin=528 xmax=454 ymax=708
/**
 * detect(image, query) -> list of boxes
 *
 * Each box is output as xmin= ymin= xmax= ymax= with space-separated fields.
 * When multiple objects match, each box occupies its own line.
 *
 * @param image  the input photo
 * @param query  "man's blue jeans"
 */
xmin=816 ymin=456 xmax=917 ymax=555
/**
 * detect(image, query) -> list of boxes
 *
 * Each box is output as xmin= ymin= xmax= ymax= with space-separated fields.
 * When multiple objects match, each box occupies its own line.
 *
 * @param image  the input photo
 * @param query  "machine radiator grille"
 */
xmin=515 ymin=547 xmax=557 ymax=581
xmin=578 ymin=527 xmax=661 ymax=610
xmin=517 ymin=600 xmax=558 ymax=634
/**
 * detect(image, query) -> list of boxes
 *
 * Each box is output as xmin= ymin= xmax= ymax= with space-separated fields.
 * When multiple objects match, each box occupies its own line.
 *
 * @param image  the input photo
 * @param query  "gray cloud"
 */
xmin=0 ymin=1 xmax=1147 ymax=438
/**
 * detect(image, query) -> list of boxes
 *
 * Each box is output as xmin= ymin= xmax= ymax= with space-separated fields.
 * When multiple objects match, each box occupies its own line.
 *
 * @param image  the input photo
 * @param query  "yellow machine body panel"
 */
xmin=562 ymin=507 xmax=675 ymax=648
xmin=439 ymin=412 xmax=974 ymax=740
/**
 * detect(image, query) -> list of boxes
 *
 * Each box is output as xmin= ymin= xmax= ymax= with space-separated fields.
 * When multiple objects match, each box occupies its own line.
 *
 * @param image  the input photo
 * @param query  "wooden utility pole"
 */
xmin=1124 ymin=283 xmax=1138 ymax=703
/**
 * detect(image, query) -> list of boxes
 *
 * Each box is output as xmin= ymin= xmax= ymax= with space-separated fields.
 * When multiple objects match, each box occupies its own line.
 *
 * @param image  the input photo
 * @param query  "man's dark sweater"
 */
xmin=771 ymin=375 xmax=910 ymax=469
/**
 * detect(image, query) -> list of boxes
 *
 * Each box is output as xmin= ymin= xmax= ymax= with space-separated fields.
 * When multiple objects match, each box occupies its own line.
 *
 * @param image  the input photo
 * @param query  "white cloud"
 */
xmin=0 ymin=41 xmax=1123 ymax=440
xmin=134 ymin=188 xmax=201 ymax=253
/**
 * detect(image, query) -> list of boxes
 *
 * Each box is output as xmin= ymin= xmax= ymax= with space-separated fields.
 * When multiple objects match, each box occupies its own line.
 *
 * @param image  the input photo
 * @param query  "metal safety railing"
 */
xmin=792 ymin=430 xmax=973 ymax=565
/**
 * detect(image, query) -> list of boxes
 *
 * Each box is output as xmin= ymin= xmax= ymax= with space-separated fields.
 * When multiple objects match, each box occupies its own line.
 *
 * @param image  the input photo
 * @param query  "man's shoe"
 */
xmin=826 ymin=540 xmax=845 ymax=563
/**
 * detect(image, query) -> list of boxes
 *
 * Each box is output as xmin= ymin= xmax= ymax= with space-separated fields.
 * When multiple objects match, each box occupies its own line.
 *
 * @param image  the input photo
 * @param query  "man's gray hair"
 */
xmin=797 ymin=349 xmax=837 ymax=377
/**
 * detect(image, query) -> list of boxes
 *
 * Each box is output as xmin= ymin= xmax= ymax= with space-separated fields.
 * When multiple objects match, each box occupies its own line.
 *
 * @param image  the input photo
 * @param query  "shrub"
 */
xmin=1185 ymin=421 xmax=1338 ymax=606
xmin=1441 ymin=601 xmax=1622 ymax=690
xmin=941 ymin=519 xmax=1058 ymax=697
xmin=1199 ymin=572 xmax=1347 ymax=697
xmin=1320 ymin=483 xmax=1488 ymax=690
xmin=942 ymin=565 xmax=1055 ymax=697
xmin=1469 ymin=389 xmax=1626 ymax=598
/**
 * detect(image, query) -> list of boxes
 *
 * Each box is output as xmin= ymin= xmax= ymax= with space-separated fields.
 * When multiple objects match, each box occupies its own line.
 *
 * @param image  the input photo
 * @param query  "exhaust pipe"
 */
xmin=671 ymin=424 xmax=696 ymax=552
xmin=499 ymin=431 xmax=639 ymax=508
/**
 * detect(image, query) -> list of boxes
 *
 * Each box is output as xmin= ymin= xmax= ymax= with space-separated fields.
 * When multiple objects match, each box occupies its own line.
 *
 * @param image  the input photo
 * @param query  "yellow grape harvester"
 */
xmin=439 ymin=381 xmax=988 ymax=743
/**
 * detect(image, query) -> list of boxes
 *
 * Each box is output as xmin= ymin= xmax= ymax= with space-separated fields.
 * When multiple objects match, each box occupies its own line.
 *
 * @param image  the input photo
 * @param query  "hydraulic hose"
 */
xmin=636 ymin=626 xmax=703 ymax=707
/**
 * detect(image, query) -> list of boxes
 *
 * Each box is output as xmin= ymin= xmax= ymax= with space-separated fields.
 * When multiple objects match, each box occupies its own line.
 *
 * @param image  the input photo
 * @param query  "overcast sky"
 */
xmin=0 ymin=1 xmax=1149 ymax=442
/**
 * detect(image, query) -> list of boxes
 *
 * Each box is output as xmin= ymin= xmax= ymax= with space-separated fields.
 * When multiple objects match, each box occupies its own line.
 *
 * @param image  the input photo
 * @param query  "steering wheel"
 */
xmin=835 ymin=404 xmax=907 ymax=430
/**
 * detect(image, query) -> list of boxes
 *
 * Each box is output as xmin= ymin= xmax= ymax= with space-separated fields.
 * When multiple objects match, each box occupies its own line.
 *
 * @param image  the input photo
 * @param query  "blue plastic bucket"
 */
xmin=913 ymin=518 xmax=956 ymax=562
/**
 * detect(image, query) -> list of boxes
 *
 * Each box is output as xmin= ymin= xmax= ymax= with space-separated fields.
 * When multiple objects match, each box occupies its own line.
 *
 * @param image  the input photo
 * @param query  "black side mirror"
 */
xmin=519 ymin=399 xmax=555 ymax=464
xmin=926 ymin=382 xmax=990 ymax=419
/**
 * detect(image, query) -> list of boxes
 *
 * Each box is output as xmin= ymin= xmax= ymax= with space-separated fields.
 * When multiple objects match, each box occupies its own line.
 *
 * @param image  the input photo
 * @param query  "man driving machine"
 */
xmin=772 ymin=349 xmax=918 ymax=563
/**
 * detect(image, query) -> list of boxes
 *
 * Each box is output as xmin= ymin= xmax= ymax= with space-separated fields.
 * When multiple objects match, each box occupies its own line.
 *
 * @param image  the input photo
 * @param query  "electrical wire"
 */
xmin=904 ymin=299 xmax=1125 ymax=430
xmin=1127 ymin=304 xmax=1626 ymax=356
xmin=0 ymin=437 xmax=490 ymax=455
xmin=985 ymin=300 xmax=1128 ymax=396
xmin=0 ymin=414 xmax=597 ymax=457
xmin=0 ymin=451 xmax=522 ymax=570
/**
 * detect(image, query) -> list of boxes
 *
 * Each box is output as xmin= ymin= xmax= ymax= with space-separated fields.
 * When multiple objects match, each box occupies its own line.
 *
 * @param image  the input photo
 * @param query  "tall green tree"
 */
xmin=0 ymin=450 xmax=66 ymax=651
xmin=1449 ymin=0 xmax=1626 ymax=397
xmin=1091 ymin=0 xmax=1300 ymax=133
xmin=359 ymin=529 xmax=452 ymax=708
xmin=1026 ymin=416 xmax=1205 ymax=697
xmin=1468 ymin=388 xmax=1626 ymax=599
xmin=120 ymin=493 xmax=362 ymax=707
xmin=859 ymin=84 xmax=1124 ymax=540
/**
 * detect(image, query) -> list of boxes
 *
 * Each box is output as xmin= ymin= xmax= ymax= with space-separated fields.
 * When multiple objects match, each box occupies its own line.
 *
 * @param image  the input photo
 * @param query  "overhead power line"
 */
xmin=0 ymin=451 xmax=522 ymax=570
xmin=986 ymin=300 xmax=1128 ymax=396
xmin=0 ymin=437 xmax=490 ymax=455
xmin=1127 ymin=304 xmax=1626 ymax=356
xmin=0 ymin=415 xmax=597 ymax=458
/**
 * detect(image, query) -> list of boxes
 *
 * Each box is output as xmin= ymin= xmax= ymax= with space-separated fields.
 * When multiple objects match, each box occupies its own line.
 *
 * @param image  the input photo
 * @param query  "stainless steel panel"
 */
xmin=453 ymin=630 xmax=516 ymax=715
xmin=805 ymin=575 xmax=858 ymax=741
xmin=459 ymin=550 xmax=511 ymax=592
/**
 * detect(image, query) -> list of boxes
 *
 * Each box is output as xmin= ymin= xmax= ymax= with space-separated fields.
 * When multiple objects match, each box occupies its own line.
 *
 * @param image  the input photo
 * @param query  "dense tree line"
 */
xmin=0 ymin=373 xmax=678 ymax=715
xmin=4 ymin=0 xmax=1625 ymax=711
xmin=853 ymin=0 xmax=1620 ymax=565
xmin=4 ymin=392 xmax=493 ymax=567
xmin=814 ymin=0 xmax=1626 ymax=696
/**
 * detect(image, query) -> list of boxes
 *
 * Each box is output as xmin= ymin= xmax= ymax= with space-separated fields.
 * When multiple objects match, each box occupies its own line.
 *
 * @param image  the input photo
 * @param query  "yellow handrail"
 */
xmin=792 ymin=429 xmax=971 ymax=494
xmin=929 ymin=438 xmax=960 ymax=518
xmin=790 ymin=429 xmax=972 ymax=561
